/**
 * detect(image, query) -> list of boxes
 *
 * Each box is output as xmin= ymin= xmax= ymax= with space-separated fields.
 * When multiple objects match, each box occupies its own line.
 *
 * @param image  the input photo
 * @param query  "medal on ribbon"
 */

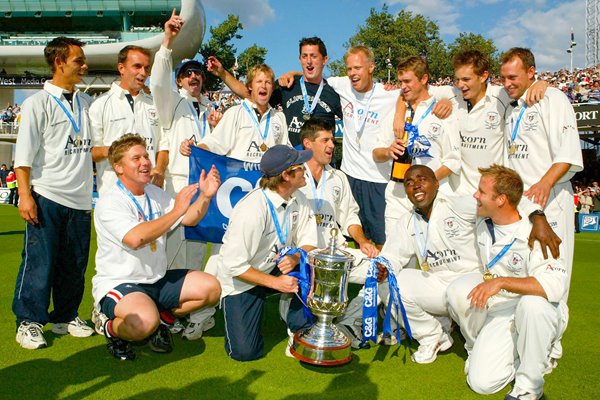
xmin=300 ymin=76 xmax=324 ymax=121
xmin=243 ymin=101 xmax=271 ymax=152
xmin=117 ymin=180 xmax=158 ymax=252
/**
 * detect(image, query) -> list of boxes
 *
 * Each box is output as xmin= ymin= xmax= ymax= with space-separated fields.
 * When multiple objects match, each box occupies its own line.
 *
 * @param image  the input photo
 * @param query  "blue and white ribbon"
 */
xmin=277 ymin=246 xmax=313 ymax=321
xmin=362 ymin=256 xmax=412 ymax=345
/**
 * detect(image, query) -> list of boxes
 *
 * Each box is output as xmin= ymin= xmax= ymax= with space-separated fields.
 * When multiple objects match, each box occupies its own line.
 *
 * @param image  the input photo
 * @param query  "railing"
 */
xmin=0 ymin=121 xmax=19 ymax=137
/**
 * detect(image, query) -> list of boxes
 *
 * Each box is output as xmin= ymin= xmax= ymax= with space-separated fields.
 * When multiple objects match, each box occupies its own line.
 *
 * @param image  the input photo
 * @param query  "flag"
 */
xmin=185 ymin=146 xmax=262 ymax=243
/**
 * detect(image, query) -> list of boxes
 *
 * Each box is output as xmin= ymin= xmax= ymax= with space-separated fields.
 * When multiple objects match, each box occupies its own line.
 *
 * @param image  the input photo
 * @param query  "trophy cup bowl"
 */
xmin=290 ymin=229 xmax=355 ymax=366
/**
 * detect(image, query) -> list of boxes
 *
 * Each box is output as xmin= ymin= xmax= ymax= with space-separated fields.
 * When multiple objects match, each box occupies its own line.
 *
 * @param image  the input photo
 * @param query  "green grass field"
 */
xmin=0 ymin=205 xmax=598 ymax=400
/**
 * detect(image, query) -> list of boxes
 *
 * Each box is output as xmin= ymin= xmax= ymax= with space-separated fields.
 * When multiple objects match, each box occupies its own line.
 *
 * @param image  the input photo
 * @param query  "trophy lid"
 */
xmin=309 ymin=228 xmax=355 ymax=263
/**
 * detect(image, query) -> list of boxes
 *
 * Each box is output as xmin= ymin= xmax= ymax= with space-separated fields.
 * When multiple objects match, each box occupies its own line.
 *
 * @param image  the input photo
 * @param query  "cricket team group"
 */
xmin=10 ymin=9 xmax=582 ymax=400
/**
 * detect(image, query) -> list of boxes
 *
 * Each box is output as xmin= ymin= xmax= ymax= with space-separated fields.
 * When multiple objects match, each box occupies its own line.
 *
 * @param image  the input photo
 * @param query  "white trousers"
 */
xmin=467 ymin=296 xmax=568 ymax=395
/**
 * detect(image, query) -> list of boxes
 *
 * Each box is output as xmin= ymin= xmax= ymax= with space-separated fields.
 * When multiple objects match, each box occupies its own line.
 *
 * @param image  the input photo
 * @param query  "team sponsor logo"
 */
xmin=426 ymin=248 xmax=460 ymax=268
xmin=332 ymin=186 xmax=341 ymax=204
xmin=443 ymin=217 xmax=460 ymax=238
xmin=582 ymin=215 xmax=599 ymax=230
xmin=288 ymin=116 xmax=303 ymax=132
xmin=427 ymin=123 xmax=442 ymax=140
xmin=523 ymin=111 xmax=539 ymax=131
xmin=485 ymin=111 xmax=501 ymax=129
xmin=506 ymin=252 xmax=524 ymax=275
xmin=460 ymin=132 xmax=487 ymax=150
xmin=64 ymin=135 xmax=92 ymax=155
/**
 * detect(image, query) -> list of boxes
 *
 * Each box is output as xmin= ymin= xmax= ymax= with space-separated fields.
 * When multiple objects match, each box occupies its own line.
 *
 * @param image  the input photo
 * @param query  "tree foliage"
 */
xmin=328 ymin=5 xmax=499 ymax=81
xmin=198 ymin=15 xmax=267 ymax=91
xmin=237 ymin=44 xmax=268 ymax=80
xmin=448 ymin=32 xmax=500 ymax=75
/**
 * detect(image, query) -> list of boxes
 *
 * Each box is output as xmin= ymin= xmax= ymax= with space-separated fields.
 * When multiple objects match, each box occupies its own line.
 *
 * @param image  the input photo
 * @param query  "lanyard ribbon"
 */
xmin=188 ymin=102 xmax=208 ymax=140
xmin=404 ymin=100 xmax=435 ymax=158
xmin=48 ymin=92 xmax=82 ymax=133
xmin=300 ymin=77 xmax=324 ymax=117
xmin=362 ymin=256 xmax=413 ymax=345
xmin=413 ymin=213 xmax=430 ymax=262
xmin=510 ymin=104 xmax=527 ymax=142
xmin=305 ymin=165 xmax=327 ymax=211
xmin=262 ymin=190 xmax=290 ymax=245
xmin=117 ymin=180 xmax=154 ymax=221
xmin=243 ymin=102 xmax=271 ymax=143
xmin=278 ymin=246 xmax=313 ymax=321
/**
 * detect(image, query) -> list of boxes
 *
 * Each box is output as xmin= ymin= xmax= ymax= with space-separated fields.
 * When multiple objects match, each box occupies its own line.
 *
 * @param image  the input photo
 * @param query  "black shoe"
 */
xmin=149 ymin=324 xmax=173 ymax=353
xmin=104 ymin=321 xmax=136 ymax=361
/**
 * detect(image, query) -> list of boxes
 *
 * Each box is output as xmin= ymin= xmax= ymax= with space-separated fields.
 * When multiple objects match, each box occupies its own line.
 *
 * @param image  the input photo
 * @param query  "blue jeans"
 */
xmin=12 ymin=192 xmax=91 ymax=327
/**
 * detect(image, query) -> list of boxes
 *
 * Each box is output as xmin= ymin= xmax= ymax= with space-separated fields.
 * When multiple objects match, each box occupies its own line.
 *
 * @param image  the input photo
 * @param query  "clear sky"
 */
xmin=201 ymin=0 xmax=587 ymax=77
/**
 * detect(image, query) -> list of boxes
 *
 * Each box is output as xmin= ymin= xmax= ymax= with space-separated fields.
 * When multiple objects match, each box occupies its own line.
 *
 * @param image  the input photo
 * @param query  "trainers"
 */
xmin=91 ymin=308 xmax=109 ymax=336
xmin=104 ymin=321 xmax=136 ymax=361
xmin=337 ymin=323 xmax=371 ymax=349
xmin=411 ymin=333 xmax=453 ymax=364
xmin=543 ymin=357 xmax=558 ymax=375
xmin=149 ymin=324 xmax=173 ymax=353
xmin=377 ymin=328 xmax=408 ymax=346
xmin=52 ymin=317 xmax=94 ymax=337
xmin=170 ymin=319 xmax=185 ymax=334
xmin=16 ymin=321 xmax=47 ymax=350
xmin=285 ymin=328 xmax=294 ymax=358
xmin=182 ymin=316 xmax=216 ymax=341
xmin=504 ymin=386 xmax=543 ymax=400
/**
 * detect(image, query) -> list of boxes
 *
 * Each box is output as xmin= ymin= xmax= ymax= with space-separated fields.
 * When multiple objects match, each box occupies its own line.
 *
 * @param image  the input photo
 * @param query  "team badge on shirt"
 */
xmin=427 ymin=123 xmax=442 ymax=140
xmin=272 ymin=122 xmax=283 ymax=141
xmin=485 ymin=111 xmax=501 ymax=129
xmin=443 ymin=217 xmax=460 ymax=238
xmin=332 ymin=186 xmax=341 ymax=204
xmin=507 ymin=252 xmax=525 ymax=275
xmin=291 ymin=210 xmax=299 ymax=229
xmin=523 ymin=111 xmax=539 ymax=131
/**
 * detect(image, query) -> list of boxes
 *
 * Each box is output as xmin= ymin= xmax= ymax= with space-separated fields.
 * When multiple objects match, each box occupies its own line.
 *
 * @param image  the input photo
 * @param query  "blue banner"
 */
xmin=185 ymin=146 xmax=262 ymax=243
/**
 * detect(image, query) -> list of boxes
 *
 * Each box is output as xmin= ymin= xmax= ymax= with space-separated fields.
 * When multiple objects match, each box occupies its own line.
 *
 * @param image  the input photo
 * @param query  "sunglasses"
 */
xmin=286 ymin=164 xmax=306 ymax=174
xmin=183 ymin=68 xmax=203 ymax=77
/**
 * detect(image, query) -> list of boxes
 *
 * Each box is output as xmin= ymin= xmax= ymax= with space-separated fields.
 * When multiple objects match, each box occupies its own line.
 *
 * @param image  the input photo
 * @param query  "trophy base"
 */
xmin=290 ymin=324 xmax=352 ymax=366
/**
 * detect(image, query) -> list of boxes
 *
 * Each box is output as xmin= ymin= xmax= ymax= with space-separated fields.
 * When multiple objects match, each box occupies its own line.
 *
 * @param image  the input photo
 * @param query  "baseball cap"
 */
xmin=260 ymin=145 xmax=313 ymax=178
xmin=175 ymin=58 xmax=204 ymax=78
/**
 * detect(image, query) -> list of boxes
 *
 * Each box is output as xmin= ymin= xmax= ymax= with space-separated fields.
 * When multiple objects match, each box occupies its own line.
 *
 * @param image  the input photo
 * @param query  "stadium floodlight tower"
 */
xmin=586 ymin=0 xmax=600 ymax=67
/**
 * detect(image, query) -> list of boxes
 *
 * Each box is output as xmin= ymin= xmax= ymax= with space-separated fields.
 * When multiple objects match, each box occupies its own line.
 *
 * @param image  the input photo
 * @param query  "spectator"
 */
xmin=0 ymin=163 xmax=7 ymax=187
xmin=578 ymin=187 xmax=593 ymax=214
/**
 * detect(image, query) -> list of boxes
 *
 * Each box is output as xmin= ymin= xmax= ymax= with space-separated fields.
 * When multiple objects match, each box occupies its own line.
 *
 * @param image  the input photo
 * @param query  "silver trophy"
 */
xmin=290 ymin=228 xmax=355 ymax=366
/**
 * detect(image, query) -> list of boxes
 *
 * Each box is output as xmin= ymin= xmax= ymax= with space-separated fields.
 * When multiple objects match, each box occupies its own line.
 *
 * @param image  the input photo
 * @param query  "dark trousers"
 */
xmin=12 ymin=192 xmax=91 ymax=327
xmin=8 ymin=187 xmax=18 ymax=206
xmin=222 ymin=283 xmax=310 ymax=362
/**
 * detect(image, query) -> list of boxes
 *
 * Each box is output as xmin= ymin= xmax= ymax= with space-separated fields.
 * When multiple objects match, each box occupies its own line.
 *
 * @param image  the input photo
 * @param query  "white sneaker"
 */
xmin=543 ymin=357 xmax=558 ymax=375
xmin=505 ymin=386 xmax=543 ymax=400
xmin=16 ymin=321 xmax=47 ymax=349
xmin=52 ymin=317 xmax=94 ymax=337
xmin=91 ymin=307 xmax=108 ymax=336
xmin=285 ymin=328 xmax=294 ymax=358
xmin=411 ymin=333 xmax=453 ymax=364
xmin=182 ymin=317 xmax=216 ymax=340
xmin=170 ymin=319 xmax=186 ymax=334
xmin=377 ymin=328 xmax=407 ymax=346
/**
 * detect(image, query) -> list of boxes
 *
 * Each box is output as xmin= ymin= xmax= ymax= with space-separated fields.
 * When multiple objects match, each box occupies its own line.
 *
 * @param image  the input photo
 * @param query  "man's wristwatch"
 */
xmin=529 ymin=209 xmax=546 ymax=222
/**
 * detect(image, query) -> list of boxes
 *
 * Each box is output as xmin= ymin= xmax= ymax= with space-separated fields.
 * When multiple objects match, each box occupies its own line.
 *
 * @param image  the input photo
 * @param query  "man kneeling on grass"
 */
xmin=91 ymin=134 xmax=221 ymax=360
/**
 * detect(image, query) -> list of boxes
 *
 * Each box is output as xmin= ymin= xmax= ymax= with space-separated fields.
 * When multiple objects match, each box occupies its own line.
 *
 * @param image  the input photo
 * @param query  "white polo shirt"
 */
xmin=380 ymin=192 xmax=480 ymax=275
xmin=150 ymin=46 xmax=213 ymax=190
xmin=89 ymin=82 xmax=164 ymax=195
xmin=14 ymin=81 xmax=93 ymax=210
xmin=92 ymin=183 xmax=178 ymax=306
xmin=200 ymin=98 xmax=289 ymax=163
xmin=476 ymin=216 xmax=568 ymax=312
xmin=327 ymin=77 xmax=399 ymax=183
xmin=504 ymin=87 xmax=583 ymax=189
xmin=216 ymin=188 xmax=318 ymax=297
xmin=432 ymin=84 xmax=510 ymax=196
xmin=297 ymin=165 xmax=362 ymax=248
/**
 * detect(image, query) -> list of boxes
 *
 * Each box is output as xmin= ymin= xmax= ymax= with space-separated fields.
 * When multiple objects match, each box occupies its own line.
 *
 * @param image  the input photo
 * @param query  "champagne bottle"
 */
xmin=390 ymin=108 xmax=414 ymax=182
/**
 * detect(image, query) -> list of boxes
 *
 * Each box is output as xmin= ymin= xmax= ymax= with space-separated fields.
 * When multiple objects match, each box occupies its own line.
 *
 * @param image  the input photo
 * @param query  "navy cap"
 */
xmin=260 ymin=145 xmax=313 ymax=178
xmin=175 ymin=58 xmax=204 ymax=78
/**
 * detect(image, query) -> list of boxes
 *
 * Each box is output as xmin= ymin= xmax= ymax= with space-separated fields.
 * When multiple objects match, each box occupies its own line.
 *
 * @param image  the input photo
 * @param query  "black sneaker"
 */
xmin=149 ymin=324 xmax=173 ymax=353
xmin=104 ymin=321 xmax=136 ymax=361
